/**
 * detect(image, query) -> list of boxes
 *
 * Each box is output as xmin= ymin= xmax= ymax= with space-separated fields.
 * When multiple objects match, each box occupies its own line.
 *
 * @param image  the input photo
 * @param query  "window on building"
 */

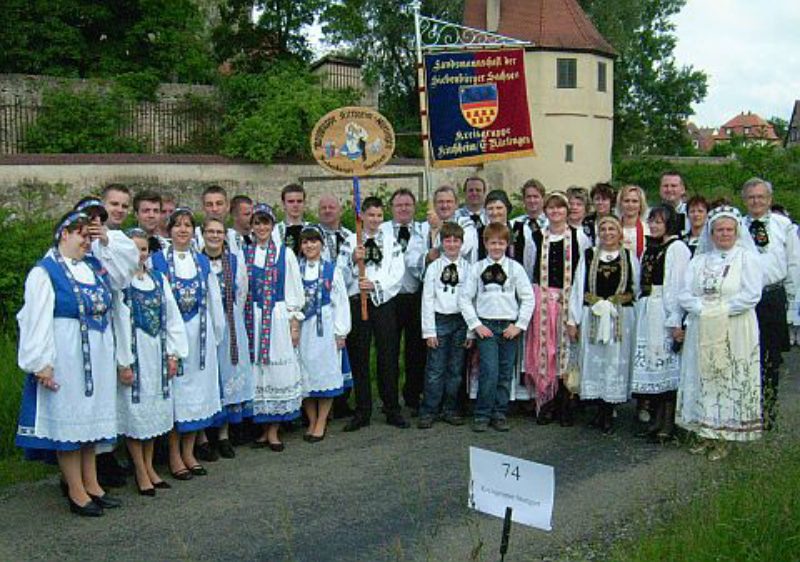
xmin=557 ymin=58 xmax=577 ymax=89
xmin=597 ymin=62 xmax=607 ymax=92
xmin=744 ymin=126 xmax=751 ymax=135
xmin=565 ymin=144 xmax=574 ymax=162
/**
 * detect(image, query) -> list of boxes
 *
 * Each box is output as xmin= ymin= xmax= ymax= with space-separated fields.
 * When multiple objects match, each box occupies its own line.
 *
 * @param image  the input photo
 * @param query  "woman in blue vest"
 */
xmin=202 ymin=217 xmax=253 ymax=458
xmin=151 ymin=208 xmax=225 ymax=480
xmin=245 ymin=204 xmax=305 ymax=451
xmin=16 ymin=211 xmax=122 ymax=516
xmin=297 ymin=226 xmax=351 ymax=442
xmin=114 ymin=228 xmax=188 ymax=495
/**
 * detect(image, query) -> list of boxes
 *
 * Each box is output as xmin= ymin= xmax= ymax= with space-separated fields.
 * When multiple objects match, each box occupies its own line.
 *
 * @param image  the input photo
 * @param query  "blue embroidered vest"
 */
xmin=246 ymin=245 xmax=286 ymax=308
xmin=125 ymin=271 xmax=166 ymax=338
xmin=302 ymin=260 xmax=334 ymax=320
xmin=151 ymin=250 xmax=211 ymax=322
xmin=39 ymin=255 xmax=112 ymax=332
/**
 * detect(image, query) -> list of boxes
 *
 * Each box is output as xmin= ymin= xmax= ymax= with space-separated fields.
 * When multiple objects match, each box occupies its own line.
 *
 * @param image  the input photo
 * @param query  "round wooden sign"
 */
xmin=310 ymin=106 xmax=395 ymax=177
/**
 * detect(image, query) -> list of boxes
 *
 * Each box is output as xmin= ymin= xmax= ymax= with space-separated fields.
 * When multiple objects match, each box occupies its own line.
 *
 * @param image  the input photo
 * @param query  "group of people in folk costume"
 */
xmin=15 ymin=172 xmax=796 ymax=516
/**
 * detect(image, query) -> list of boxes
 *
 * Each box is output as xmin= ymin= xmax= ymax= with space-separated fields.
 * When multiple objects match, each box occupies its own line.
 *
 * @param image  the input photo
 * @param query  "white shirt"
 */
xmin=455 ymin=206 xmax=488 ymax=228
xmin=459 ymin=256 xmax=535 ymax=331
xmin=344 ymin=228 xmax=405 ymax=306
xmin=406 ymin=216 xmax=479 ymax=284
xmin=742 ymin=212 xmax=800 ymax=299
xmin=510 ymin=213 xmax=548 ymax=280
xmin=92 ymin=229 xmax=139 ymax=288
xmin=381 ymin=219 xmax=423 ymax=294
xmin=421 ymin=254 xmax=470 ymax=338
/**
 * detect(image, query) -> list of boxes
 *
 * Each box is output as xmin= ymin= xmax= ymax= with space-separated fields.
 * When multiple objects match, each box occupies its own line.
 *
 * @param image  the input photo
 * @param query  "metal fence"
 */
xmin=0 ymin=98 xmax=221 ymax=154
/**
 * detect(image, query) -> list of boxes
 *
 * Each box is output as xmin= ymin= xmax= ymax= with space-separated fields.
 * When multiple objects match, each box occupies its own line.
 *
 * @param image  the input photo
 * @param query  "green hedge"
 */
xmin=613 ymin=145 xmax=800 ymax=217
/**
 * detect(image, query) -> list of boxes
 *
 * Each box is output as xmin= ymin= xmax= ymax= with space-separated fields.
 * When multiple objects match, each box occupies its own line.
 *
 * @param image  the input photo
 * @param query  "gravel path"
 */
xmin=1 ymin=355 xmax=797 ymax=562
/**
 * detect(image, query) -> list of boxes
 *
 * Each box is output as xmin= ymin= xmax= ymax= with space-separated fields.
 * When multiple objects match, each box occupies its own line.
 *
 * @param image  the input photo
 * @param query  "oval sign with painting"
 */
xmin=310 ymin=106 xmax=395 ymax=177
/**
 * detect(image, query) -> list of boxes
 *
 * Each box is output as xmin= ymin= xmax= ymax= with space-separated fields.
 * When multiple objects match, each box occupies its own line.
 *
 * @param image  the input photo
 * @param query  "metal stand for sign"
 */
xmin=411 ymin=1 xmax=530 ymax=201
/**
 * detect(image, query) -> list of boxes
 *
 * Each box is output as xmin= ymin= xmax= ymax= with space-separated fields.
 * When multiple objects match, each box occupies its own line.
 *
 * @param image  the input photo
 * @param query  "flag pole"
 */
xmin=413 ymin=1 xmax=433 ymax=203
xmin=353 ymin=176 xmax=368 ymax=321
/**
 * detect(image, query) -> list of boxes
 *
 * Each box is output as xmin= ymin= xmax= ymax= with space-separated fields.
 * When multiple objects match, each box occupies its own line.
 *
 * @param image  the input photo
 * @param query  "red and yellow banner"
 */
xmin=423 ymin=48 xmax=535 ymax=167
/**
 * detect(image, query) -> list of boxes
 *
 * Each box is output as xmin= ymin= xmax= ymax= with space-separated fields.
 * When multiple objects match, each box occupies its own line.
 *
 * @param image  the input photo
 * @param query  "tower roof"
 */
xmin=463 ymin=0 xmax=617 ymax=57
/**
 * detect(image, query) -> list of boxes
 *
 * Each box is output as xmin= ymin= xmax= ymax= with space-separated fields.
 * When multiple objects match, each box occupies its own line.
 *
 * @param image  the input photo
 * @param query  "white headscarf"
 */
xmin=696 ymin=205 xmax=757 ymax=255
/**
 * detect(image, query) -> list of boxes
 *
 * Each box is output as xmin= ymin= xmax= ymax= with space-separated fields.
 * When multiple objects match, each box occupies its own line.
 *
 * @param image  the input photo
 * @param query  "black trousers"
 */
xmin=756 ymin=285 xmax=789 ymax=423
xmin=395 ymin=291 xmax=427 ymax=409
xmin=347 ymin=296 xmax=400 ymax=419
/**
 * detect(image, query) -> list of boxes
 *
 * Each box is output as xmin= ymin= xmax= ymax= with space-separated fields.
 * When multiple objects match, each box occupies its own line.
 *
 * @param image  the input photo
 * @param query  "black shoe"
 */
xmin=268 ymin=442 xmax=285 ymax=452
xmin=134 ymin=473 xmax=156 ymax=497
xmin=343 ymin=417 xmax=370 ymax=432
xmin=69 ymin=497 xmax=103 ymax=517
xmin=386 ymin=413 xmax=410 ymax=429
xmin=195 ymin=442 xmax=219 ymax=462
xmin=189 ymin=464 xmax=207 ymax=476
xmin=89 ymin=493 xmax=122 ymax=509
xmin=152 ymin=480 xmax=172 ymax=490
xmin=307 ymin=433 xmax=325 ymax=443
xmin=170 ymin=468 xmax=193 ymax=481
xmin=217 ymin=439 xmax=235 ymax=459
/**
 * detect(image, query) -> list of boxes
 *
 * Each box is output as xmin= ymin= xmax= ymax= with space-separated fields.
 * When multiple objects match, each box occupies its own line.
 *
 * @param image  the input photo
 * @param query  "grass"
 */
xmin=0 ymin=332 xmax=58 ymax=490
xmin=611 ymin=433 xmax=800 ymax=562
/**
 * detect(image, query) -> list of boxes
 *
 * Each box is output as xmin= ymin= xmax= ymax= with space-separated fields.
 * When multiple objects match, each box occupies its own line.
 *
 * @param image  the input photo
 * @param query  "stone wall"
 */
xmin=0 ymin=154 xmax=481 ymax=219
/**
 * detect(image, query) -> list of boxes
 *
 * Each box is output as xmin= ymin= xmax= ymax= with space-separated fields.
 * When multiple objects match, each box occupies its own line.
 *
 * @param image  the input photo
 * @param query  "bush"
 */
xmin=613 ymin=145 xmax=800 ymax=217
xmin=220 ymin=62 xmax=360 ymax=163
xmin=24 ymin=85 xmax=146 ymax=154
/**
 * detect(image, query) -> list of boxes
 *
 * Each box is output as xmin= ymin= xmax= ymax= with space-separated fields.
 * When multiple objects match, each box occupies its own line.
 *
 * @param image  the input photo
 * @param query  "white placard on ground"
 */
xmin=468 ymin=446 xmax=554 ymax=531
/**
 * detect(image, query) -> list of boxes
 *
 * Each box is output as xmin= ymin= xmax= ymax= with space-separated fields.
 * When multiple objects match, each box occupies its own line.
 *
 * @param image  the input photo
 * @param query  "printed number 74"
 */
xmin=502 ymin=462 xmax=521 ymax=481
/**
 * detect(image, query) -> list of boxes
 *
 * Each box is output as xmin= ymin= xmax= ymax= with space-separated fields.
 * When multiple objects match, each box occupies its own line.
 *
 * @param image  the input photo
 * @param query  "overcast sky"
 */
xmin=673 ymin=0 xmax=800 ymax=127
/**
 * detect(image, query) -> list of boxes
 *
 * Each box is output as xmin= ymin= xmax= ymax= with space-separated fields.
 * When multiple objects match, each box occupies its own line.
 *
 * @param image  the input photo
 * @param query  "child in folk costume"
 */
xmin=297 ymin=226 xmax=351 ymax=442
xmin=460 ymin=223 xmax=535 ymax=432
xmin=418 ymin=222 xmax=471 ymax=429
xmin=631 ymin=205 xmax=691 ymax=442
xmin=114 ymin=229 xmax=188 ymax=495
xmin=567 ymin=216 xmax=639 ymax=434
xmin=343 ymin=196 xmax=407 ymax=431
xmin=524 ymin=192 xmax=591 ymax=425
xmin=16 ymin=211 xmax=124 ymax=516
xmin=245 ymin=204 xmax=305 ymax=452
xmin=151 ymin=208 xmax=225 ymax=480
xmin=202 ymin=217 xmax=253 ymax=459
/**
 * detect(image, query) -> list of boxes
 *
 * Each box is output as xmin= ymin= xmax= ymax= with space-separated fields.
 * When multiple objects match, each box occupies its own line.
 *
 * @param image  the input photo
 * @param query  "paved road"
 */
xmin=1 ymin=358 xmax=797 ymax=562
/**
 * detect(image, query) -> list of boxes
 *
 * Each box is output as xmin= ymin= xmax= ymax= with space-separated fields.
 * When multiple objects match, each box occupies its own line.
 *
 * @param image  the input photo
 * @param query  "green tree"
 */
xmin=23 ymin=85 xmax=145 ymax=153
xmin=219 ymin=61 xmax=358 ymax=163
xmin=580 ymin=0 xmax=708 ymax=156
xmin=321 ymin=0 xmax=463 ymax=155
xmin=0 ymin=0 xmax=215 ymax=83
xmin=212 ymin=0 xmax=324 ymax=72
xmin=769 ymin=116 xmax=789 ymax=141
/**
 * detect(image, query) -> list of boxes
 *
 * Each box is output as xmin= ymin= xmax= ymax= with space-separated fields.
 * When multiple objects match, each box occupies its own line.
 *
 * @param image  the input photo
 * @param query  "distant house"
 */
xmin=686 ymin=121 xmax=717 ymax=152
xmin=787 ymin=100 xmax=800 ymax=147
xmin=310 ymin=56 xmax=378 ymax=109
xmin=714 ymin=111 xmax=780 ymax=146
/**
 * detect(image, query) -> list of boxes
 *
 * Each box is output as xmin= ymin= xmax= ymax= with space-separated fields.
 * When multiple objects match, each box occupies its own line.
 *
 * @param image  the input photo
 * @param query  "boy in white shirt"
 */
xmin=460 ymin=223 xmax=535 ymax=432
xmin=343 ymin=196 xmax=408 ymax=431
xmin=418 ymin=222 xmax=471 ymax=429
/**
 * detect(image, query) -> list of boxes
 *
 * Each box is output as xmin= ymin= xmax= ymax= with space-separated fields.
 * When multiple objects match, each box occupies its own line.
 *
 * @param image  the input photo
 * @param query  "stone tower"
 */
xmin=463 ymin=0 xmax=617 ymax=192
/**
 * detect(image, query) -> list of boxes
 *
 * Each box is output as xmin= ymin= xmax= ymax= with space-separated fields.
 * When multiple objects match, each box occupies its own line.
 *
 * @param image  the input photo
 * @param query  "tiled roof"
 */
xmin=716 ymin=112 xmax=779 ymax=141
xmin=463 ymin=0 xmax=617 ymax=56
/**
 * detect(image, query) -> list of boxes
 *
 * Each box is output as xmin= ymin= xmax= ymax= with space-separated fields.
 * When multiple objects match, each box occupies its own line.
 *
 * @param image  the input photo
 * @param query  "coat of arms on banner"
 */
xmin=459 ymin=84 xmax=499 ymax=129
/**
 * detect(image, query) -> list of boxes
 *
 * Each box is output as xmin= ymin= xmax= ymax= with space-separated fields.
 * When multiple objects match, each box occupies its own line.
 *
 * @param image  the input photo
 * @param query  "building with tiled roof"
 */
xmin=714 ymin=111 xmax=780 ymax=145
xmin=686 ymin=122 xmax=717 ymax=153
xmin=462 ymin=0 xmax=615 ymax=191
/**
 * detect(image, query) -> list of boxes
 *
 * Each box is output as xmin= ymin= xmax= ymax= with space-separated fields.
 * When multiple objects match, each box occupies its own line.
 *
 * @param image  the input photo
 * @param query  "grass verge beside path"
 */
xmin=611 ymin=432 xmax=800 ymax=562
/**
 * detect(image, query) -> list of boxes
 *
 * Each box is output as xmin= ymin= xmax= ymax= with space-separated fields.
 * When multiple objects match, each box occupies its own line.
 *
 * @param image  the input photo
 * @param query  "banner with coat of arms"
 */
xmin=423 ymin=48 xmax=534 ymax=167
